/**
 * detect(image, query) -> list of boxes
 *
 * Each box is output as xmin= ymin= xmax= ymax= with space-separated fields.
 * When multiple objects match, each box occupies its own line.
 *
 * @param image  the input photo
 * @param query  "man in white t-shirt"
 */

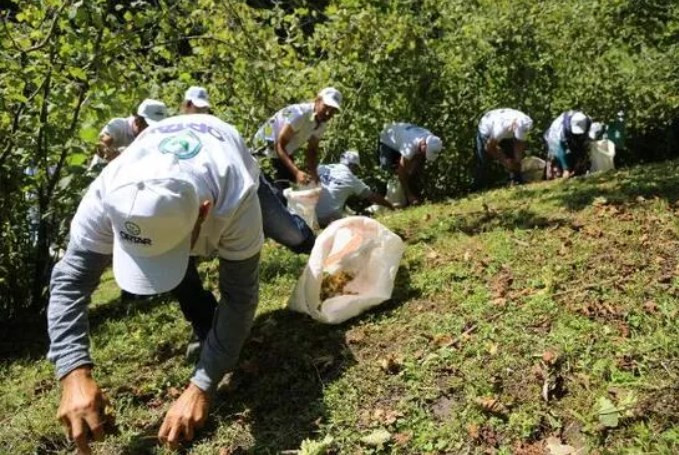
xmin=316 ymin=151 xmax=393 ymax=227
xmin=253 ymin=87 xmax=342 ymax=189
xmin=181 ymin=86 xmax=211 ymax=114
xmin=47 ymin=114 xmax=263 ymax=451
xmin=377 ymin=122 xmax=443 ymax=206
xmin=544 ymin=110 xmax=592 ymax=179
xmin=89 ymin=99 xmax=168 ymax=172
xmin=475 ymin=108 xmax=533 ymax=187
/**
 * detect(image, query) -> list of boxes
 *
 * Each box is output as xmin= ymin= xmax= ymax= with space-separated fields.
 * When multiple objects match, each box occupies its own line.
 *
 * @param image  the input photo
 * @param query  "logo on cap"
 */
xmin=159 ymin=131 xmax=203 ymax=160
xmin=124 ymin=221 xmax=141 ymax=236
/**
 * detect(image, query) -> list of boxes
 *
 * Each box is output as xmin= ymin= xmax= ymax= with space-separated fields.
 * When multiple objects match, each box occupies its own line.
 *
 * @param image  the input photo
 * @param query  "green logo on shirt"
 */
xmin=124 ymin=221 xmax=141 ymax=236
xmin=158 ymin=131 xmax=202 ymax=159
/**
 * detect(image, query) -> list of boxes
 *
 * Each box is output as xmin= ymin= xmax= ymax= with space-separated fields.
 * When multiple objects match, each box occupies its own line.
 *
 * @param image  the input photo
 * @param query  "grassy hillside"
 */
xmin=1 ymin=162 xmax=678 ymax=454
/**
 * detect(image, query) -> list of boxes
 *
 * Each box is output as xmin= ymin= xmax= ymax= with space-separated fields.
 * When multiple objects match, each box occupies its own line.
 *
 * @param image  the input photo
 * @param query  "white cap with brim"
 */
xmin=340 ymin=150 xmax=360 ymax=166
xmin=137 ymin=99 xmax=168 ymax=125
xmin=570 ymin=112 xmax=589 ymax=135
xmin=105 ymin=154 xmax=200 ymax=295
xmin=425 ymin=135 xmax=442 ymax=162
xmin=185 ymin=86 xmax=210 ymax=108
xmin=318 ymin=87 xmax=342 ymax=110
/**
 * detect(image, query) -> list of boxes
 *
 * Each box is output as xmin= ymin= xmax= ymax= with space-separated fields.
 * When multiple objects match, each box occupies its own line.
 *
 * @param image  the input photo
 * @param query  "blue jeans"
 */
xmin=258 ymin=174 xmax=315 ymax=255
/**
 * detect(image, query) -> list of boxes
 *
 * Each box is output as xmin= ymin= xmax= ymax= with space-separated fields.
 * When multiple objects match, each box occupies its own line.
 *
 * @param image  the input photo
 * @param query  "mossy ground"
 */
xmin=1 ymin=162 xmax=678 ymax=454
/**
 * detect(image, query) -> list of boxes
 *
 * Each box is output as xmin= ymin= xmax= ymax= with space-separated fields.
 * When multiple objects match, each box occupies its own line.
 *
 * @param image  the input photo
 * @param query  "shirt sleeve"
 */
xmin=351 ymin=175 xmax=371 ymax=197
xmin=287 ymin=108 xmax=307 ymax=132
xmin=100 ymin=118 xmax=125 ymax=143
xmin=47 ymin=244 xmax=111 ymax=379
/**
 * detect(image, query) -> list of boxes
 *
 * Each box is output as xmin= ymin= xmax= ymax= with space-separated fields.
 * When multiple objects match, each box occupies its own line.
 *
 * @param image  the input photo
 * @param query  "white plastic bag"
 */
xmin=385 ymin=178 xmax=407 ymax=207
xmin=288 ymin=216 xmax=405 ymax=324
xmin=589 ymin=139 xmax=616 ymax=173
xmin=521 ymin=156 xmax=546 ymax=182
xmin=283 ymin=186 xmax=322 ymax=230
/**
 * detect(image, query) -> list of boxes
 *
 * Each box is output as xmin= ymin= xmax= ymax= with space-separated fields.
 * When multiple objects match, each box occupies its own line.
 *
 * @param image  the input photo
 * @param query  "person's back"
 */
xmin=478 ymin=108 xmax=533 ymax=141
xmin=379 ymin=123 xmax=432 ymax=160
xmin=73 ymin=114 xmax=262 ymax=260
xmin=316 ymin=162 xmax=370 ymax=225
xmin=255 ymin=103 xmax=327 ymax=158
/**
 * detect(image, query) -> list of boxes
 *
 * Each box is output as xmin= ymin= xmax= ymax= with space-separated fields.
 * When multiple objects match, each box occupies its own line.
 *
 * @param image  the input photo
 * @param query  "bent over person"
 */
xmin=475 ymin=108 xmax=533 ymax=187
xmin=47 ymin=114 xmax=263 ymax=450
xmin=254 ymin=87 xmax=342 ymax=189
xmin=378 ymin=122 xmax=443 ymax=206
xmin=89 ymin=98 xmax=168 ymax=173
xmin=544 ymin=110 xmax=592 ymax=179
xmin=316 ymin=151 xmax=393 ymax=227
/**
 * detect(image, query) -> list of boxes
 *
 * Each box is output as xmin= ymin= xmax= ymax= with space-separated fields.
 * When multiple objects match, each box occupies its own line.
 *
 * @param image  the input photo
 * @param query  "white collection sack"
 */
xmin=288 ymin=216 xmax=405 ymax=324
xmin=521 ymin=156 xmax=546 ymax=182
xmin=385 ymin=178 xmax=407 ymax=207
xmin=589 ymin=139 xmax=616 ymax=173
xmin=283 ymin=186 xmax=322 ymax=230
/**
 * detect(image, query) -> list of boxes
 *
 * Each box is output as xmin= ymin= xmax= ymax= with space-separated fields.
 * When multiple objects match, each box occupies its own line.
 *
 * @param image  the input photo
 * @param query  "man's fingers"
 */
xmin=158 ymin=417 xmax=170 ymax=443
xmin=71 ymin=418 xmax=92 ymax=455
xmin=183 ymin=419 xmax=195 ymax=442
xmin=167 ymin=422 xmax=182 ymax=449
xmin=84 ymin=413 xmax=105 ymax=442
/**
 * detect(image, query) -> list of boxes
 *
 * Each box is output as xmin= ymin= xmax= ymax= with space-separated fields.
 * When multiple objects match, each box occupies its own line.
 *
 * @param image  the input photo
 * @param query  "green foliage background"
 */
xmin=0 ymin=0 xmax=677 ymax=319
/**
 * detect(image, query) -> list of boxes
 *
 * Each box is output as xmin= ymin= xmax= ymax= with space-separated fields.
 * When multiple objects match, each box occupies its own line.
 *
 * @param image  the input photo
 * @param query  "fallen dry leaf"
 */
xmin=378 ymin=355 xmax=403 ymax=374
xmin=474 ymin=396 xmax=509 ymax=415
xmin=542 ymin=350 xmax=558 ymax=366
xmin=433 ymin=334 xmax=454 ymax=348
xmin=643 ymin=300 xmax=658 ymax=313
xmin=392 ymin=431 xmax=412 ymax=446
xmin=466 ymin=423 xmax=480 ymax=440
xmin=345 ymin=329 xmax=366 ymax=344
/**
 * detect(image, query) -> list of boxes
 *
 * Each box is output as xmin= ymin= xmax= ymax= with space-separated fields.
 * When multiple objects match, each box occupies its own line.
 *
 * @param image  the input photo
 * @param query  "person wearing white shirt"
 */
xmin=316 ymin=151 xmax=393 ymax=227
xmin=47 ymin=114 xmax=263 ymax=450
xmin=89 ymin=99 xmax=168 ymax=172
xmin=181 ymin=86 xmax=211 ymax=114
xmin=544 ymin=110 xmax=592 ymax=179
xmin=377 ymin=122 xmax=443 ymax=206
xmin=254 ymin=87 xmax=342 ymax=189
xmin=475 ymin=108 xmax=533 ymax=187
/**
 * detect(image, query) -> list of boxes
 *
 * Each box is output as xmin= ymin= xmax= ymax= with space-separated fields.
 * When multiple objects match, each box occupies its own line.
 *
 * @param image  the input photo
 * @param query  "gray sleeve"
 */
xmin=46 ymin=243 xmax=111 ymax=379
xmin=191 ymin=253 xmax=260 ymax=393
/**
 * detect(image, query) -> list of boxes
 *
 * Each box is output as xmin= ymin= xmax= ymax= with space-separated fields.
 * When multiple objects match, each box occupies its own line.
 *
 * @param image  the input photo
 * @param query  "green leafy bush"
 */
xmin=0 ymin=0 xmax=677 ymax=321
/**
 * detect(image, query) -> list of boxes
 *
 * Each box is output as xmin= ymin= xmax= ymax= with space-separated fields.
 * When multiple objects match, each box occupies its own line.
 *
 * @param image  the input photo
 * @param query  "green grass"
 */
xmin=2 ymin=161 xmax=679 ymax=454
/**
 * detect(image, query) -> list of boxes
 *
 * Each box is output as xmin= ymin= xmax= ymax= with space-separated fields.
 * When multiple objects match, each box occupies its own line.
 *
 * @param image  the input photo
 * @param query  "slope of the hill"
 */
xmin=1 ymin=162 xmax=678 ymax=454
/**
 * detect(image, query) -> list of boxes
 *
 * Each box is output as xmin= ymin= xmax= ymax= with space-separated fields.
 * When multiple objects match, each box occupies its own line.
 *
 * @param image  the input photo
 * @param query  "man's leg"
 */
xmin=258 ymin=174 xmax=315 ymax=254
xmin=191 ymin=253 xmax=260 ymax=393
xmin=171 ymin=257 xmax=217 ymax=342
xmin=473 ymin=132 xmax=489 ymax=190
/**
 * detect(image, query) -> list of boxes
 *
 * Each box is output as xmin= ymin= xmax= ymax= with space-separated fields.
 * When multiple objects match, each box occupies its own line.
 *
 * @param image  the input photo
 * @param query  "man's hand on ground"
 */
xmin=158 ymin=382 xmax=210 ymax=449
xmin=57 ymin=367 xmax=106 ymax=455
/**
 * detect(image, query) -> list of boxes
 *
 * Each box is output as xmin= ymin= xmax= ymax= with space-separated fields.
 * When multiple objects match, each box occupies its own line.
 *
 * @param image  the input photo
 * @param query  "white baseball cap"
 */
xmin=137 ymin=99 xmax=168 ymax=125
xmin=570 ymin=112 xmax=589 ymax=135
xmin=340 ymin=150 xmax=360 ymax=166
xmin=104 ymin=153 xmax=202 ymax=295
xmin=318 ymin=87 xmax=342 ymax=110
xmin=425 ymin=135 xmax=442 ymax=162
xmin=184 ymin=86 xmax=210 ymax=108
xmin=589 ymin=121 xmax=603 ymax=140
